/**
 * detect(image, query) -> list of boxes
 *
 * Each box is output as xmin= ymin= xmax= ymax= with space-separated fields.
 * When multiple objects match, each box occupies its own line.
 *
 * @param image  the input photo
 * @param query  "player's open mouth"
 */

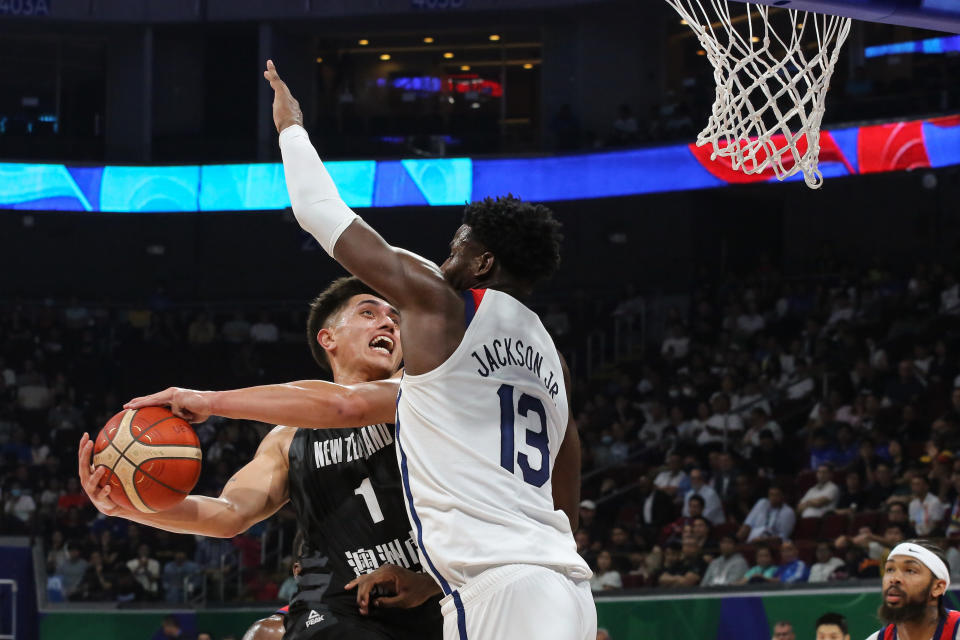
xmin=369 ymin=335 xmax=395 ymax=355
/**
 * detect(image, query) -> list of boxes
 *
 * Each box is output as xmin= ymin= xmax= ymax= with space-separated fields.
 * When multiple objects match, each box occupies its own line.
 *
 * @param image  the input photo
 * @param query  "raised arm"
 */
xmin=78 ymin=426 xmax=293 ymax=538
xmin=264 ymin=61 xmax=459 ymax=316
xmin=124 ymin=378 xmax=400 ymax=429
xmin=551 ymin=355 xmax=581 ymax=530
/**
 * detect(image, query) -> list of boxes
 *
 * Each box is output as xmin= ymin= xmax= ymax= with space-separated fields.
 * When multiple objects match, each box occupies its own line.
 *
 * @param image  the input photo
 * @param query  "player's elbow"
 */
xmin=327 ymin=388 xmax=370 ymax=427
xmin=212 ymin=517 xmax=247 ymax=539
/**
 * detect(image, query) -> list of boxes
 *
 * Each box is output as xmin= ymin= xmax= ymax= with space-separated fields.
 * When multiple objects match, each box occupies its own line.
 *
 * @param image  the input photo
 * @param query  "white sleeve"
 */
xmin=863 ymin=631 xmax=880 ymax=640
xmin=278 ymin=125 xmax=359 ymax=255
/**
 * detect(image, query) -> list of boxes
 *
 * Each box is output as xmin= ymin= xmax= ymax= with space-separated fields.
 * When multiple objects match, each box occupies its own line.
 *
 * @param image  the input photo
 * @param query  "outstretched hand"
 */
xmin=263 ymin=59 xmax=304 ymax=134
xmin=344 ymin=564 xmax=441 ymax=615
xmin=78 ymin=432 xmax=125 ymax=516
xmin=124 ymin=386 xmax=214 ymax=423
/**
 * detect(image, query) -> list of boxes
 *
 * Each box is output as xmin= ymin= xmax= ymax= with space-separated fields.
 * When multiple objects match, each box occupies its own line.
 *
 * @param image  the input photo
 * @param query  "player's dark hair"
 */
xmin=306 ymin=277 xmax=379 ymax=371
xmin=815 ymin=612 xmax=848 ymax=635
xmin=688 ymin=494 xmax=705 ymax=507
xmin=462 ymin=195 xmax=563 ymax=286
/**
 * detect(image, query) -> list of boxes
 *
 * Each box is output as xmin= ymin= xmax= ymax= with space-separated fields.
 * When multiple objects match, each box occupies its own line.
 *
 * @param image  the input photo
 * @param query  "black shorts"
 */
xmin=283 ymin=598 xmax=442 ymax=640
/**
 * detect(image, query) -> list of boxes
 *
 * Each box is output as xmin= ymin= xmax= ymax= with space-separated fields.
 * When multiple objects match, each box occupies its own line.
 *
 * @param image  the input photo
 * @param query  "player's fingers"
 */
xmin=372 ymin=595 xmax=405 ymax=609
xmin=354 ymin=577 xmax=379 ymax=612
xmin=78 ymin=438 xmax=93 ymax=477
xmin=77 ymin=433 xmax=89 ymax=465
xmin=95 ymin=481 xmax=112 ymax=502
xmin=83 ymin=466 xmax=105 ymax=495
xmin=125 ymin=389 xmax=174 ymax=409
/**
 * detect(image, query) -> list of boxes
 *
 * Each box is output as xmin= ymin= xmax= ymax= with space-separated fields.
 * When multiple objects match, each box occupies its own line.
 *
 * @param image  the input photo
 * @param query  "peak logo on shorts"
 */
xmin=306 ymin=610 xmax=325 ymax=628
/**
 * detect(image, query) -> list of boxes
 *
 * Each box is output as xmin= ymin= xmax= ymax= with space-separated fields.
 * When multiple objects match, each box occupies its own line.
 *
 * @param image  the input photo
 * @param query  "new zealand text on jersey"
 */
xmin=313 ymin=424 xmax=394 ymax=469
xmin=470 ymin=336 xmax=560 ymax=400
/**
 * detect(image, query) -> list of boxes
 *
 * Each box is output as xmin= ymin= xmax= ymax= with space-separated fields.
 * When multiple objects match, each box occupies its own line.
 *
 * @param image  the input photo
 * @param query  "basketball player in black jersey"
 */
xmin=78 ymin=277 xmax=442 ymax=640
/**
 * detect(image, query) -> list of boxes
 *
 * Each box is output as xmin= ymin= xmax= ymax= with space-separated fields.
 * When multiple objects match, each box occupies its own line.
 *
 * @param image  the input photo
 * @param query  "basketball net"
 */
xmin=664 ymin=1 xmax=852 ymax=188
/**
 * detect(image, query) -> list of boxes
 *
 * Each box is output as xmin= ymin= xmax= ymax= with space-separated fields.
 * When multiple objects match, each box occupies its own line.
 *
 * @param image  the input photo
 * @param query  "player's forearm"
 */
xmin=208 ymin=382 xmax=372 ymax=429
xmin=117 ymin=495 xmax=245 ymax=538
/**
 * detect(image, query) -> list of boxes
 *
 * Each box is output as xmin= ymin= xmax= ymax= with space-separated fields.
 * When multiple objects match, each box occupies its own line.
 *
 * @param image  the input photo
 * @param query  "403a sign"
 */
xmin=0 ymin=0 xmax=50 ymax=16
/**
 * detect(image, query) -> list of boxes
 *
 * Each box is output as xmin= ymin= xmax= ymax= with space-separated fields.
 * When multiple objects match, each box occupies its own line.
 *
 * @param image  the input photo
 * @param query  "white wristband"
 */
xmin=278 ymin=124 xmax=359 ymax=256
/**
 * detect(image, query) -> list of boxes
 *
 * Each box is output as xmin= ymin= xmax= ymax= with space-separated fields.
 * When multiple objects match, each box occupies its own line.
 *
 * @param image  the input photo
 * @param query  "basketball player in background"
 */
xmin=241 ymin=532 xmax=304 ymax=640
xmin=80 ymin=277 xmax=442 ymax=640
xmin=866 ymin=540 xmax=957 ymax=640
xmin=264 ymin=59 xmax=594 ymax=640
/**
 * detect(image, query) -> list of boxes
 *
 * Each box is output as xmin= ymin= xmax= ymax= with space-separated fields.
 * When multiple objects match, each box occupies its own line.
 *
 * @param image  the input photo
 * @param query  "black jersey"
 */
xmin=286 ymin=423 xmax=441 ymax=639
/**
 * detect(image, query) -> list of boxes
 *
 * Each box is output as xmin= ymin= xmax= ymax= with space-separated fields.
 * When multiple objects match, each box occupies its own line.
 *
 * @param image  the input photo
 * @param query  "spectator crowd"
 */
xmin=5 ymin=258 xmax=960 ymax=603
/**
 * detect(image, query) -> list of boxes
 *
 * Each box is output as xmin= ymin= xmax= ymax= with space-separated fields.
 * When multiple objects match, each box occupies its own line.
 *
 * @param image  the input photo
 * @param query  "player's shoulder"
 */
xmin=260 ymin=425 xmax=298 ymax=455
xmin=863 ymin=631 xmax=881 ymax=640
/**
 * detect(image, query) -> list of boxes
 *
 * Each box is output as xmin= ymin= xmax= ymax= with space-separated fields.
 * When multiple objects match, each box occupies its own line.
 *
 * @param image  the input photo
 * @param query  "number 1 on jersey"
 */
xmin=354 ymin=477 xmax=384 ymax=523
xmin=497 ymin=384 xmax=550 ymax=487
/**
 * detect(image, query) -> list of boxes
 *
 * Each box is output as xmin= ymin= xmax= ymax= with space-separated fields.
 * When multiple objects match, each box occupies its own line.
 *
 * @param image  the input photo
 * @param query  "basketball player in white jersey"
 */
xmin=263 ymin=58 xmax=595 ymax=640
xmin=128 ymin=60 xmax=595 ymax=640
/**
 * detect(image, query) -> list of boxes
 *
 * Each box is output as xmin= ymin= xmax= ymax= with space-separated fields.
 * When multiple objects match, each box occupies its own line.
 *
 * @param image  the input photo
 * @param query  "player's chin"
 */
xmin=364 ymin=351 xmax=398 ymax=375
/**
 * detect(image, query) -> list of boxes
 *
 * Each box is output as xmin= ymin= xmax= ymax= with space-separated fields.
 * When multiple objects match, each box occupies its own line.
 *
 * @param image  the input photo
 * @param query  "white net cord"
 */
xmin=664 ymin=1 xmax=852 ymax=188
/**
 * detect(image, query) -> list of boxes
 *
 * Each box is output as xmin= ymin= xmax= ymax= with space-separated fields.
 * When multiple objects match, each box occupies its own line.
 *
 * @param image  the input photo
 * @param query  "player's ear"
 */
xmin=932 ymin=578 xmax=947 ymax=598
xmin=318 ymin=327 xmax=336 ymax=356
xmin=475 ymin=250 xmax=495 ymax=277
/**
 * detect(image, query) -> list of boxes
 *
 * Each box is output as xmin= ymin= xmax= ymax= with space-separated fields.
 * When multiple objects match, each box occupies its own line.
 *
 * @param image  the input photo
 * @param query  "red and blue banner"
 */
xmin=1 ymin=114 xmax=958 ymax=213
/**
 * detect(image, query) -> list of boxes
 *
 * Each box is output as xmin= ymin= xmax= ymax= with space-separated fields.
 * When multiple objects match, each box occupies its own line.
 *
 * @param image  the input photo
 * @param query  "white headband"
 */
xmin=889 ymin=543 xmax=951 ymax=588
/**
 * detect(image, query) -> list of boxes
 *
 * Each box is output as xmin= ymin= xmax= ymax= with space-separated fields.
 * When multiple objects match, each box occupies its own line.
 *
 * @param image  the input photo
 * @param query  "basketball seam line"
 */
xmin=106 ymin=407 xmax=139 ymax=476
xmin=120 ymin=415 xmax=181 ymax=457
xmin=131 ymin=456 xmax=190 ymax=512
xmin=134 ymin=458 xmax=199 ymax=492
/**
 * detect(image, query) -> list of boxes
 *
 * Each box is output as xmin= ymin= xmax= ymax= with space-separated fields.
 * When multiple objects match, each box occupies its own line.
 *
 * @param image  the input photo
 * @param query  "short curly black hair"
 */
xmin=306 ymin=276 xmax=378 ymax=372
xmin=462 ymin=195 xmax=563 ymax=285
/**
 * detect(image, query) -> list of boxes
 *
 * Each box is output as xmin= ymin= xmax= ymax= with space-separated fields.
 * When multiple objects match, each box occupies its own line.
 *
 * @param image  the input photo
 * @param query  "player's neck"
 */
xmin=896 ymin=608 xmax=941 ymax=640
xmin=330 ymin=364 xmax=378 ymax=386
xmin=473 ymin=276 xmax=530 ymax=299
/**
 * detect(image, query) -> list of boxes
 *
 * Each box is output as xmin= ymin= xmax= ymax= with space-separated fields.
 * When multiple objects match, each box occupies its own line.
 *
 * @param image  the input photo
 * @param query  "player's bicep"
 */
xmin=219 ymin=428 xmax=291 ymax=529
xmin=333 ymin=219 xmax=453 ymax=312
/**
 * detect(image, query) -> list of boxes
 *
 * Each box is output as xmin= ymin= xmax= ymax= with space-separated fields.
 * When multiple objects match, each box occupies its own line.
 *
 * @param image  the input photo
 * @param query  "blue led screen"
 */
xmin=1 ymin=114 xmax=958 ymax=213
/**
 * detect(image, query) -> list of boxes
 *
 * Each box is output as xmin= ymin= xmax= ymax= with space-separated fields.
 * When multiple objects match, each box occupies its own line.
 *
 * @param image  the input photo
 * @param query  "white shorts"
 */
xmin=439 ymin=564 xmax=596 ymax=640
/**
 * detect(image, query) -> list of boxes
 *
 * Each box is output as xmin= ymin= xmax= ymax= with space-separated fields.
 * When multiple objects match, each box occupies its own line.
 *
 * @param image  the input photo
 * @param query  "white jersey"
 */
xmin=395 ymin=288 xmax=591 ymax=594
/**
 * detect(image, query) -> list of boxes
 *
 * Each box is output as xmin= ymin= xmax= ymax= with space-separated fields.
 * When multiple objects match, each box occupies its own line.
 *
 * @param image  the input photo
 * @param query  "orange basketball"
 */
xmin=92 ymin=407 xmax=202 ymax=513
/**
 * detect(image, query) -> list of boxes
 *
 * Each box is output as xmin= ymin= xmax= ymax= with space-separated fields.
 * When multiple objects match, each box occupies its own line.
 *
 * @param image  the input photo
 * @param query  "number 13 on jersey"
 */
xmin=497 ymin=384 xmax=550 ymax=487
